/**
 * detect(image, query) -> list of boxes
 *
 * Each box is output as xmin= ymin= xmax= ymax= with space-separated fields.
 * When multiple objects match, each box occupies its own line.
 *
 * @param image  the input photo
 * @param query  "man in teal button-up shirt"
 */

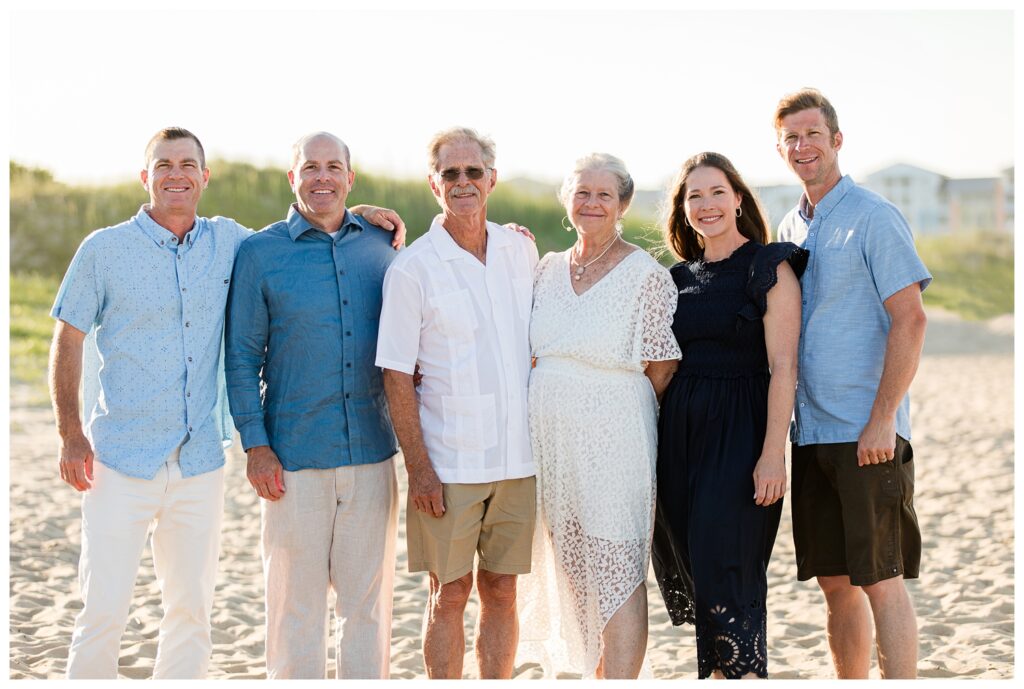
xmin=225 ymin=132 xmax=400 ymax=680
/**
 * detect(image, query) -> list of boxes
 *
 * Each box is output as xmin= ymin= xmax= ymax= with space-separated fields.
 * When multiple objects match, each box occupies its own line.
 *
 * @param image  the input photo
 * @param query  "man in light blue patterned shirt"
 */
xmin=774 ymin=89 xmax=930 ymax=679
xmin=49 ymin=128 xmax=251 ymax=679
xmin=49 ymin=128 xmax=405 ymax=679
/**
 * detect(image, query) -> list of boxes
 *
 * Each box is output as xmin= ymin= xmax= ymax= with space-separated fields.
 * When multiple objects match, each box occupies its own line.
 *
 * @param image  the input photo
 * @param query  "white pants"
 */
xmin=262 ymin=457 xmax=398 ymax=679
xmin=65 ymin=452 xmax=224 ymax=679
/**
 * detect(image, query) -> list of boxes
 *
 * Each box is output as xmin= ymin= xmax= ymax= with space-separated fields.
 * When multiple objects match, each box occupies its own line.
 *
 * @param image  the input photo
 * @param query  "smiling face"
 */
xmin=682 ymin=165 xmax=743 ymax=242
xmin=140 ymin=138 xmax=209 ymax=216
xmin=288 ymin=135 xmax=355 ymax=228
xmin=429 ymin=139 xmax=495 ymax=219
xmin=567 ymin=168 xmax=623 ymax=237
xmin=776 ymin=107 xmax=843 ymax=191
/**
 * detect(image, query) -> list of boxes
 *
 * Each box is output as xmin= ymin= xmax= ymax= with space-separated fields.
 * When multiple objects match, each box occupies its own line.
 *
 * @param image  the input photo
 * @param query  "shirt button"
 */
xmin=345 ymin=331 xmax=352 ymax=336
xmin=345 ymin=393 xmax=351 ymax=399
xmin=799 ymin=402 xmax=805 ymax=407
xmin=187 ymin=356 xmax=193 ymax=362
xmin=187 ymin=391 xmax=191 ymax=397
xmin=342 ymin=300 xmax=348 ymax=305
xmin=177 ymin=255 xmax=182 ymax=260
xmin=338 ymin=269 xmax=344 ymax=275
xmin=182 ymin=287 xmax=187 ymax=292
xmin=185 ymin=322 xmax=190 ymax=327
xmin=346 ymin=362 xmax=352 ymax=368
xmin=188 ymin=426 xmax=193 ymax=432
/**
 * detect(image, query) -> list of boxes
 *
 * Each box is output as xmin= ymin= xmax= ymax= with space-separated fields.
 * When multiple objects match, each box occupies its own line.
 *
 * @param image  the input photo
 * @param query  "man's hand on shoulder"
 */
xmin=856 ymin=416 xmax=897 ymax=466
xmin=504 ymin=223 xmax=536 ymax=242
xmin=246 ymin=445 xmax=286 ymax=500
xmin=350 ymin=204 xmax=407 ymax=249
xmin=59 ymin=432 xmax=94 ymax=491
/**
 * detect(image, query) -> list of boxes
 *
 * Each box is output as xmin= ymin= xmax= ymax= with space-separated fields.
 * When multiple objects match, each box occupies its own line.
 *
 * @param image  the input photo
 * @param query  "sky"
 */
xmin=6 ymin=2 xmax=1015 ymax=191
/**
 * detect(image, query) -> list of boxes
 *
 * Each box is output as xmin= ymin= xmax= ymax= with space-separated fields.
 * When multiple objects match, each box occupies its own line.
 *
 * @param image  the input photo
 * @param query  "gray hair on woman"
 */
xmin=558 ymin=152 xmax=636 ymax=211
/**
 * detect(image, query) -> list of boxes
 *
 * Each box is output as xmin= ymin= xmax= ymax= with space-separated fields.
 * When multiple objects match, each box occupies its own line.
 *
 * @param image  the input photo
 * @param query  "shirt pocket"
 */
xmin=203 ymin=275 xmax=233 ymax=314
xmin=429 ymin=289 xmax=478 ymax=341
xmin=818 ymin=231 xmax=857 ymax=294
xmin=442 ymin=393 xmax=498 ymax=452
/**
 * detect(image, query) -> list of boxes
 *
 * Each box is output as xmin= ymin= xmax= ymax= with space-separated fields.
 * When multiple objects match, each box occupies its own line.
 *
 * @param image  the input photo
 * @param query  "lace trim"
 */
xmin=696 ymin=600 xmax=769 ymax=679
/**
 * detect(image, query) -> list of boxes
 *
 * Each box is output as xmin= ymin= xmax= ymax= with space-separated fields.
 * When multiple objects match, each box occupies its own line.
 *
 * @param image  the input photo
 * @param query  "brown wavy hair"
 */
xmin=663 ymin=152 xmax=769 ymax=262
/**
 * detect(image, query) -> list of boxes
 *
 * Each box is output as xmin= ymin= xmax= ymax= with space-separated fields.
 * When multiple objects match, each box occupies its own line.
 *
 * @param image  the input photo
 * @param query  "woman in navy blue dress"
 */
xmin=651 ymin=152 xmax=806 ymax=679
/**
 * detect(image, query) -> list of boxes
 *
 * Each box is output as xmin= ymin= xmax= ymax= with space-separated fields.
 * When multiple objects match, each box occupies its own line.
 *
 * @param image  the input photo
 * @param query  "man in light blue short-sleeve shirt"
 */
xmin=774 ymin=89 xmax=930 ymax=680
xmin=49 ymin=128 xmax=249 ymax=679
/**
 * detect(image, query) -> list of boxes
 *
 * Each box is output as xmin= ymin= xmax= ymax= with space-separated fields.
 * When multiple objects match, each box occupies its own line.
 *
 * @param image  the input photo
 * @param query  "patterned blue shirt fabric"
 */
xmin=225 ymin=205 xmax=398 ymax=472
xmin=778 ymin=175 xmax=931 ymax=445
xmin=50 ymin=206 xmax=252 ymax=479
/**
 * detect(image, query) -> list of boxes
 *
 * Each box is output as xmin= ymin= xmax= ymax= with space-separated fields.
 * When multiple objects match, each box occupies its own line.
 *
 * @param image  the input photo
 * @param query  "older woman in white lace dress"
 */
xmin=518 ymin=153 xmax=680 ymax=678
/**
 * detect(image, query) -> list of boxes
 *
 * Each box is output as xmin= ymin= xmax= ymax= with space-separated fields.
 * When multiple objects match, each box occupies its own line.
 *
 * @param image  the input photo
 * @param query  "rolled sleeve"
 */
xmin=224 ymin=241 xmax=271 ymax=450
xmin=863 ymin=203 xmax=932 ymax=302
xmin=50 ymin=235 xmax=102 ymax=333
xmin=375 ymin=264 xmax=423 ymax=375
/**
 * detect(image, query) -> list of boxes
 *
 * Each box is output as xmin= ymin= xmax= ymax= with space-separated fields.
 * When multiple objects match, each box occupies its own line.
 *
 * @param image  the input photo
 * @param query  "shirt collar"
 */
xmin=134 ymin=204 xmax=202 ymax=248
xmin=799 ymin=174 xmax=854 ymax=223
xmin=427 ymin=215 xmax=510 ymax=261
xmin=285 ymin=204 xmax=360 ymax=242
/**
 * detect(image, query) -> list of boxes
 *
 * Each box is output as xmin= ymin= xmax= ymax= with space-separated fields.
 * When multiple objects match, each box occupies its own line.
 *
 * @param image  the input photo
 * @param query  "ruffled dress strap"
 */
xmin=744 ymin=242 xmax=809 ymax=316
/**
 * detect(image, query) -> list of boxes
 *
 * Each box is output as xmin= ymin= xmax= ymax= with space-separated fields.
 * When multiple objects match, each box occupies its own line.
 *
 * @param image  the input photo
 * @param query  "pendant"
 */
xmin=574 ymin=266 xmax=585 ymax=277
xmin=574 ymin=274 xmax=581 ymax=281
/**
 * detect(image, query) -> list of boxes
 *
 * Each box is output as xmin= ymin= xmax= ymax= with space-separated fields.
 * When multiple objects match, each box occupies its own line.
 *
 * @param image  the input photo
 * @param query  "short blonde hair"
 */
xmin=427 ymin=126 xmax=496 ymax=171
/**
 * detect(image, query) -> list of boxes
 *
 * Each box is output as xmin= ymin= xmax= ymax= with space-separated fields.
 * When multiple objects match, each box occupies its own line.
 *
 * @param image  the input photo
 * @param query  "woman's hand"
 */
xmin=752 ymin=454 xmax=786 ymax=506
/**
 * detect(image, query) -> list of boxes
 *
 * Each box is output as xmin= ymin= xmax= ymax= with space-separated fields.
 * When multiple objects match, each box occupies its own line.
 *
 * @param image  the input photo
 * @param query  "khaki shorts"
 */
xmin=791 ymin=436 xmax=921 ymax=586
xmin=406 ymin=476 xmax=536 ymax=584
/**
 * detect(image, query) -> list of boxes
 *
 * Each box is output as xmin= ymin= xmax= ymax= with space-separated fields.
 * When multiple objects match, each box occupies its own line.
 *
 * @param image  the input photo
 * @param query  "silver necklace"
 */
xmin=571 ymin=233 xmax=619 ymax=281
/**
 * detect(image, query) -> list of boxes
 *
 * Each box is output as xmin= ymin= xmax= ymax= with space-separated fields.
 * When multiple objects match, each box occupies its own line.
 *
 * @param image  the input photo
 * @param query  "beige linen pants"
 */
xmin=66 ymin=452 xmax=224 ymax=679
xmin=261 ymin=456 xmax=398 ymax=679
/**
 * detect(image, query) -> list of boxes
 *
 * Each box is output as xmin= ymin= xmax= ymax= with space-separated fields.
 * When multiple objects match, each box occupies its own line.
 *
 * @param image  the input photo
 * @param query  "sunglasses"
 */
xmin=436 ymin=166 xmax=491 ymax=182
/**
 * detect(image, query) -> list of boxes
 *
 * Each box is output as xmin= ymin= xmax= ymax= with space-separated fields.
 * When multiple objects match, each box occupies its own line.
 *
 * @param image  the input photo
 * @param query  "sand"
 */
xmin=7 ymin=307 xmax=1014 ymax=679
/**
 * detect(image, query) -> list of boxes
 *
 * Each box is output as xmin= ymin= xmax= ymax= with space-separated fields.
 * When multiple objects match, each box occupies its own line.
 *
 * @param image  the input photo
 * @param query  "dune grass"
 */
xmin=914 ymin=232 xmax=1013 ymax=320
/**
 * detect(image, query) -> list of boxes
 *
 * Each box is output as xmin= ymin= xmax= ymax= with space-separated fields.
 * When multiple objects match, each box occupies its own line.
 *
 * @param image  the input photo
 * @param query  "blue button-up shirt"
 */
xmin=778 ymin=176 xmax=931 ymax=445
xmin=225 ymin=205 xmax=398 ymax=471
xmin=50 ymin=205 xmax=252 ymax=479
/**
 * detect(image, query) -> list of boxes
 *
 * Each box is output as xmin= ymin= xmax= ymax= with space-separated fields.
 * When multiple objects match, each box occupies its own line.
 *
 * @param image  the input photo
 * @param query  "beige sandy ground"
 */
xmin=8 ymin=308 xmax=1014 ymax=679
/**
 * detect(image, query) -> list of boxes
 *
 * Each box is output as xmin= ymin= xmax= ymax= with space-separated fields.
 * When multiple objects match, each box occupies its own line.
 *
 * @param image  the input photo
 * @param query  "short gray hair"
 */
xmin=291 ymin=131 xmax=351 ymax=170
xmin=558 ymin=152 xmax=635 ymax=209
xmin=427 ymin=126 xmax=496 ymax=171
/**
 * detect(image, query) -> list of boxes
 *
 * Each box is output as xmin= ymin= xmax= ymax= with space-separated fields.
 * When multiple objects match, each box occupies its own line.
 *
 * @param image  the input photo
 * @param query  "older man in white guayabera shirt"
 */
xmin=376 ymin=126 xmax=538 ymax=679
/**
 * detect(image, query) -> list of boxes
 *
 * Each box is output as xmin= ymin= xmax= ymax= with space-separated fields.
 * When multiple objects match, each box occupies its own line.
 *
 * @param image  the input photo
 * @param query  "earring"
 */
xmin=561 ymin=216 xmax=575 ymax=232
xmin=736 ymin=206 xmax=743 ymax=218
